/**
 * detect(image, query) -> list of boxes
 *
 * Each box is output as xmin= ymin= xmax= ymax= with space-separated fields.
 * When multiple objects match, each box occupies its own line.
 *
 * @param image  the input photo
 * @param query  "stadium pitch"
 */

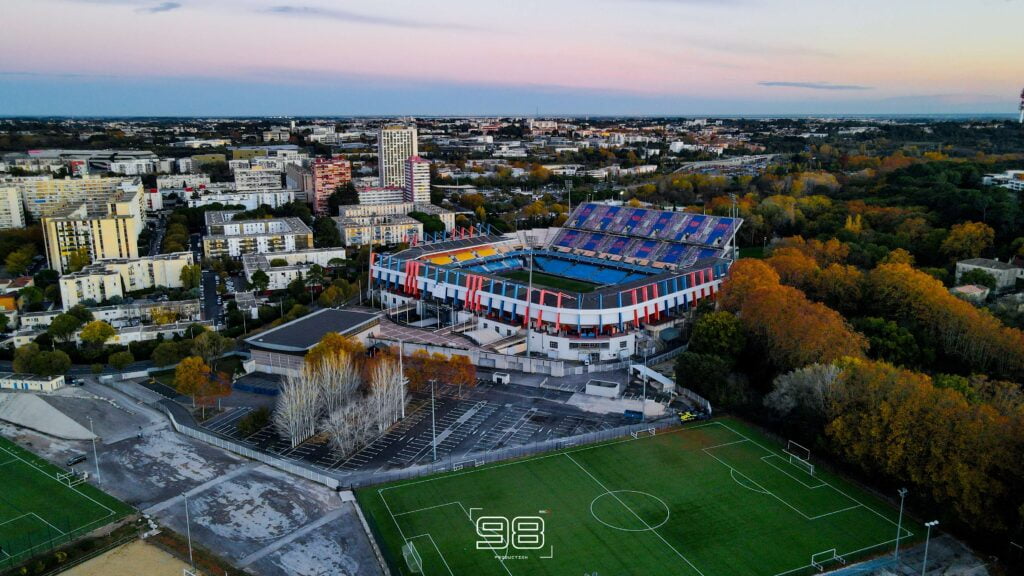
xmin=497 ymin=270 xmax=599 ymax=293
xmin=0 ymin=438 xmax=132 ymax=567
xmin=358 ymin=418 xmax=919 ymax=576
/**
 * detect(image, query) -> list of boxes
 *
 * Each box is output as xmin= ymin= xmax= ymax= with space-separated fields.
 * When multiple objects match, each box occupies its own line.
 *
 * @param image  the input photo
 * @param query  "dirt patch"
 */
xmin=62 ymin=539 xmax=191 ymax=576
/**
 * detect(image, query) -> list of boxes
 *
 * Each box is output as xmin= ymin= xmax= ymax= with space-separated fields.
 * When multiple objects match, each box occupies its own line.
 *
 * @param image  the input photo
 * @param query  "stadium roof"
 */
xmin=245 ymin=308 xmax=380 ymax=353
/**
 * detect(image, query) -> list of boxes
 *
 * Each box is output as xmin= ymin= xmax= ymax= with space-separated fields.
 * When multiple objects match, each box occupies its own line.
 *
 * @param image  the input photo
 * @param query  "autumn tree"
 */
xmin=179 ymin=264 xmax=202 ymax=290
xmin=449 ymin=354 xmax=477 ymax=398
xmin=196 ymin=371 xmax=232 ymax=419
xmin=80 ymin=320 xmax=115 ymax=348
xmin=305 ymin=332 xmax=365 ymax=368
xmin=940 ymin=221 xmax=994 ymax=261
xmin=174 ymin=356 xmax=211 ymax=407
xmin=404 ymin=349 xmax=432 ymax=391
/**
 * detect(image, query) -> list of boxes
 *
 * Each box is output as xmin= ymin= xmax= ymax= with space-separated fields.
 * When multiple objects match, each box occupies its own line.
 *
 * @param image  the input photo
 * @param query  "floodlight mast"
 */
xmin=894 ymin=488 xmax=908 ymax=559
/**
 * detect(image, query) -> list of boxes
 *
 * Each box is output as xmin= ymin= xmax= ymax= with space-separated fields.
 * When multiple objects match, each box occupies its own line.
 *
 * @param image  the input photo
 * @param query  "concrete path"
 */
xmin=237 ymin=505 xmax=350 ymax=567
xmin=144 ymin=461 xmax=262 ymax=514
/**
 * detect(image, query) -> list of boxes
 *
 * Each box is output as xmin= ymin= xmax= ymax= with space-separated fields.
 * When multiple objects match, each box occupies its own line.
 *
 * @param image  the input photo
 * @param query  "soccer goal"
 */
xmin=785 ymin=440 xmax=815 ymax=475
xmin=452 ymin=459 xmax=483 ymax=472
xmin=57 ymin=470 xmax=88 ymax=487
xmin=810 ymin=548 xmax=846 ymax=571
xmin=631 ymin=427 xmax=656 ymax=439
xmin=403 ymin=540 xmax=424 ymax=574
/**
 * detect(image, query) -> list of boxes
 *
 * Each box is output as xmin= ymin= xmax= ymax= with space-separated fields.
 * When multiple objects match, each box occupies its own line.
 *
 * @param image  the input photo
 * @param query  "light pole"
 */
xmin=895 ymin=488 xmax=908 ymax=559
xmin=87 ymin=416 xmax=101 ymax=484
xmin=921 ymin=520 xmax=939 ymax=576
xmin=183 ymin=492 xmax=194 ymax=568
xmin=430 ymin=379 xmax=438 ymax=462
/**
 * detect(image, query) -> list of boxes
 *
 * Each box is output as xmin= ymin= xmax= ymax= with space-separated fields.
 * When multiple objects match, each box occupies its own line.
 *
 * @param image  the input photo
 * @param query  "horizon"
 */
xmin=2 ymin=0 xmax=1023 ymax=116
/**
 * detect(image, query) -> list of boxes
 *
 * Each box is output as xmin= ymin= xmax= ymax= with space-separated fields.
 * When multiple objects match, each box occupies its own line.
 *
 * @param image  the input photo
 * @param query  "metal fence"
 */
xmin=163 ymin=409 xmax=341 ymax=490
xmin=336 ymin=417 xmax=681 ymax=489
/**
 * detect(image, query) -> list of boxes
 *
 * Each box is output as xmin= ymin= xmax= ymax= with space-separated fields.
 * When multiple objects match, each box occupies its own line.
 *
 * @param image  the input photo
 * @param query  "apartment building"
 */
xmin=332 ymin=201 xmax=455 ymax=247
xmin=58 ymin=252 xmax=195 ymax=308
xmin=6 ymin=175 xmax=144 ymax=219
xmin=312 ymin=156 xmax=352 ymax=215
xmin=42 ymin=187 xmax=145 ymax=274
xmin=378 ymin=125 xmax=418 ymax=188
xmin=187 ymin=189 xmax=295 ymax=211
xmin=404 ymin=156 xmax=430 ymax=203
xmin=203 ymin=211 xmax=313 ymax=258
xmin=357 ymin=186 xmax=404 ymax=205
xmin=235 ymin=166 xmax=284 ymax=191
xmin=242 ymin=247 xmax=346 ymax=290
xmin=0 ymin=187 xmax=26 ymax=230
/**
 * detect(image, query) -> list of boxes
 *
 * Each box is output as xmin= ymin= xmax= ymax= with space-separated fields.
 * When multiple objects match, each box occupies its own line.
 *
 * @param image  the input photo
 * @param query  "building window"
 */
xmin=619 ymin=341 xmax=627 ymax=349
xmin=549 ymin=341 xmax=558 ymax=349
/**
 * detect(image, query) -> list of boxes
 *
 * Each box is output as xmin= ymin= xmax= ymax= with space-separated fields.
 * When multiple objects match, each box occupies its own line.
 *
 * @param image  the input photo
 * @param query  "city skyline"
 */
xmin=1 ymin=0 xmax=1022 ymax=115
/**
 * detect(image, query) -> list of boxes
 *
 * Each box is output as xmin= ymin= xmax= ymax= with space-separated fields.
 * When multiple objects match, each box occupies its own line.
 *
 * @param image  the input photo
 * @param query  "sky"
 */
xmin=0 ymin=0 xmax=1022 ymax=116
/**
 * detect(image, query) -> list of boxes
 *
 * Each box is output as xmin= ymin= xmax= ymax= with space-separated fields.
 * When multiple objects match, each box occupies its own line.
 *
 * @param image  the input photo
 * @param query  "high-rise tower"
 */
xmin=378 ymin=125 xmax=418 ymax=188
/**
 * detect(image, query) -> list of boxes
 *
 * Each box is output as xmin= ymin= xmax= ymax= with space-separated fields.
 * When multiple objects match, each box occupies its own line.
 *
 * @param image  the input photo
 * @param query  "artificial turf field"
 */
xmin=357 ymin=418 xmax=919 ymax=576
xmin=497 ymin=270 xmax=599 ymax=293
xmin=0 ymin=437 xmax=132 ymax=566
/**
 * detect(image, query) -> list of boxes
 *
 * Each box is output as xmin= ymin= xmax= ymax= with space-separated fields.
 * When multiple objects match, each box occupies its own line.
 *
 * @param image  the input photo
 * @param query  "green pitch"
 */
xmin=498 ymin=270 xmax=599 ymax=293
xmin=357 ymin=418 xmax=919 ymax=576
xmin=0 ymin=437 xmax=132 ymax=565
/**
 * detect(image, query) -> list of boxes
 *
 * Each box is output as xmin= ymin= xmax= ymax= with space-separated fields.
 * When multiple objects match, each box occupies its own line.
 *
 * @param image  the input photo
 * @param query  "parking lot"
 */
xmin=200 ymin=379 xmax=624 ymax=476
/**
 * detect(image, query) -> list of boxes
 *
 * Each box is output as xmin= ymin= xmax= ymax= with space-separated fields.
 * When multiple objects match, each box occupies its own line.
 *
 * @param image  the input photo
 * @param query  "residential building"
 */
xmin=338 ymin=202 xmax=455 ymax=230
xmin=242 ymin=247 xmax=346 ymax=291
xmin=6 ymin=175 xmax=144 ymax=219
xmin=312 ymin=156 xmax=352 ymax=215
xmin=332 ymin=201 xmax=455 ymax=247
xmin=157 ymin=174 xmax=210 ymax=191
xmin=187 ymin=189 xmax=295 ymax=211
xmin=0 ymin=373 xmax=65 ymax=393
xmin=378 ymin=125 xmax=418 ymax=188
xmin=202 ymin=211 xmax=313 ymax=258
xmin=41 ymin=186 xmax=145 ymax=274
xmin=0 ymin=187 xmax=26 ymax=229
xmin=109 ymin=158 xmax=157 ymax=175
xmin=404 ymin=156 xmax=430 ymax=203
xmin=357 ymin=186 xmax=404 ymax=205
xmin=235 ymin=166 xmax=284 ymax=191
xmin=58 ymin=252 xmax=195 ymax=308
xmin=956 ymin=258 xmax=1024 ymax=292
xmin=982 ymin=170 xmax=1024 ymax=192
xmin=285 ymin=164 xmax=313 ymax=204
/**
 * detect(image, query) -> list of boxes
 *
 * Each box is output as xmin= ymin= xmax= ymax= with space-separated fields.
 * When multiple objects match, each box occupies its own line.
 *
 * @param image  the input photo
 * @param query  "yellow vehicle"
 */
xmin=679 ymin=411 xmax=697 ymax=422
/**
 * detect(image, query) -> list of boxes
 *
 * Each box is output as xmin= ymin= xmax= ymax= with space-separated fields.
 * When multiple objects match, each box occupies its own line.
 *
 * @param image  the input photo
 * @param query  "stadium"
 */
xmin=369 ymin=202 xmax=742 ymax=364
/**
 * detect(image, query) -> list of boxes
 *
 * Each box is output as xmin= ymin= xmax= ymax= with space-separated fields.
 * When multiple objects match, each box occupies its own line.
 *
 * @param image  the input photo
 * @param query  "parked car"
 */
xmin=65 ymin=454 xmax=86 ymax=467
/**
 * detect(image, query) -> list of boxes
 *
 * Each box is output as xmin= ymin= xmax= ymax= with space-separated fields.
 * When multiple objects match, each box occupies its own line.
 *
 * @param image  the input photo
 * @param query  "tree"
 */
xmin=108 ymin=350 xmax=135 ymax=370
xmin=305 ymin=332 xmax=365 ymax=368
xmin=449 ymin=354 xmax=477 ymax=398
xmin=66 ymin=304 xmax=94 ymax=323
xmin=237 ymin=407 xmax=271 ymax=437
xmin=273 ymin=372 xmax=320 ymax=448
xmin=150 ymin=307 xmax=180 ymax=325
xmin=688 ymin=312 xmax=745 ymax=360
xmin=0 ymin=314 xmax=8 ymax=333
xmin=314 ymin=216 xmax=342 ymax=248
xmin=13 ymin=343 xmax=40 ymax=373
xmin=17 ymin=286 xmax=43 ymax=311
xmin=318 ymin=285 xmax=345 ymax=308
xmin=80 ymin=320 xmax=115 ymax=348
xmin=674 ymin=352 xmax=749 ymax=408
xmin=940 ymin=221 xmax=994 ymax=260
xmin=48 ymin=314 xmax=83 ymax=343
xmin=250 ymin=270 xmax=270 ymax=292
xmin=958 ymin=268 xmax=997 ymax=290
xmin=66 ymin=248 xmax=91 ymax=273
xmin=179 ymin=264 xmax=202 ymax=290
xmin=307 ymin=351 xmax=361 ymax=417
xmin=29 ymin=350 xmax=71 ymax=377
xmin=191 ymin=331 xmax=233 ymax=366
xmin=33 ymin=269 xmax=59 ymax=289
xmin=4 ymin=246 xmax=34 ymax=276
xmin=404 ymin=349 xmax=432 ymax=391
xmin=367 ymin=354 xmax=408 ymax=432
xmin=196 ymin=371 xmax=232 ymax=419
xmin=152 ymin=341 xmax=185 ymax=367
xmin=174 ymin=356 xmax=211 ymax=406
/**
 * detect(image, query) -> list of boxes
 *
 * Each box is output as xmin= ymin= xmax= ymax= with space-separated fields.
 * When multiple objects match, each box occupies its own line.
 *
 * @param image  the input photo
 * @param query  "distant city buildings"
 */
xmin=357 ymin=187 xmax=404 ymax=206
xmin=5 ymin=175 xmax=143 ymax=220
xmin=378 ymin=125 xmax=418 ymax=188
xmin=312 ymin=156 xmax=352 ymax=215
xmin=982 ymin=170 xmax=1024 ymax=192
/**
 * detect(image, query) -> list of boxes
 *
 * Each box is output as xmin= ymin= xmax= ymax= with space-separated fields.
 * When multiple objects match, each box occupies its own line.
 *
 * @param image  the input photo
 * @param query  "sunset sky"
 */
xmin=1 ymin=0 xmax=1022 ymax=116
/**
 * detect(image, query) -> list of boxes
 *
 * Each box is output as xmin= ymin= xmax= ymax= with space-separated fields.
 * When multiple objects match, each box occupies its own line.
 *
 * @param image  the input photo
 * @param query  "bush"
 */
xmin=91 ymin=363 xmax=103 ymax=374
xmin=237 ymin=406 xmax=270 ymax=437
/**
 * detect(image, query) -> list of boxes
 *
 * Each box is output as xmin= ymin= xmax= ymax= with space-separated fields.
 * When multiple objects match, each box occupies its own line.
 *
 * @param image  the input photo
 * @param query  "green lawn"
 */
xmin=357 ymin=418 xmax=918 ymax=576
xmin=498 ymin=270 xmax=599 ymax=293
xmin=0 ymin=437 xmax=133 ymax=565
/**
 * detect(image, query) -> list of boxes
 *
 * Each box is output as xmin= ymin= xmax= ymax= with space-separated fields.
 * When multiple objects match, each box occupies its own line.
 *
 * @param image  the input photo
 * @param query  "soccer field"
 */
xmin=0 ymin=437 xmax=132 ymax=566
xmin=357 ymin=419 xmax=919 ymax=576
xmin=497 ymin=270 xmax=599 ymax=293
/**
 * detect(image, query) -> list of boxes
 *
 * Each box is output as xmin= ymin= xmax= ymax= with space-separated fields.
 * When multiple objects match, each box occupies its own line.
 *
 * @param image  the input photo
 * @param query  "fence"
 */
xmin=163 ymin=409 xmax=340 ymax=490
xmin=336 ymin=416 xmax=681 ymax=490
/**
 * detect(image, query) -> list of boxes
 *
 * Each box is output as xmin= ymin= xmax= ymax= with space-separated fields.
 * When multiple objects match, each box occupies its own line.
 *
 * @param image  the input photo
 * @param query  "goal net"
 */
xmin=785 ymin=440 xmax=814 ymax=475
xmin=403 ymin=540 xmax=423 ymax=574
xmin=810 ymin=548 xmax=845 ymax=571
xmin=631 ymin=427 xmax=656 ymax=439
xmin=57 ymin=471 xmax=88 ymax=487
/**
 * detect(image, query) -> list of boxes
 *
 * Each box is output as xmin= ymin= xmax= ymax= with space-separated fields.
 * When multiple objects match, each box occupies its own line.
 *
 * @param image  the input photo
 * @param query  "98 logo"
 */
xmin=475 ymin=516 xmax=545 ymax=550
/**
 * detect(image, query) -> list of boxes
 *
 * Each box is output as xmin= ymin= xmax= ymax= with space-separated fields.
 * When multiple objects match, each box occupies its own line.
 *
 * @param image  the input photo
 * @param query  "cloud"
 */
xmin=759 ymin=81 xmax=872 ymax=91
xmin=137 ymin=1 xmax=180 ymax=13
xmin=262 ymin=5 xmax=471 ymax=30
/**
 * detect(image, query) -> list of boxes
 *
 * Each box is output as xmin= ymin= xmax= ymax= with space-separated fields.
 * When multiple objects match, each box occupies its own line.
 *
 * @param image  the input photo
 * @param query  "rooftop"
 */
xmin=245 ymin=308 xmax=380 ymax=353
xmin=959 ymin=258 xmax=1020 ymax=271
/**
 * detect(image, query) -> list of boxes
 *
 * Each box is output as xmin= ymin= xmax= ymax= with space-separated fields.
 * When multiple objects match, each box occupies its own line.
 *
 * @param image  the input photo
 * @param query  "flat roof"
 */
xmin=245 ymin=308 xmax=380 ymax=353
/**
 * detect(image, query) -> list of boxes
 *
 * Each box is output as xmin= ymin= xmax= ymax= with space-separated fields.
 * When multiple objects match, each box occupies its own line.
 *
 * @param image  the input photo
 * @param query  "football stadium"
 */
xmin=370 ymin=202 xmax=742 ymax=364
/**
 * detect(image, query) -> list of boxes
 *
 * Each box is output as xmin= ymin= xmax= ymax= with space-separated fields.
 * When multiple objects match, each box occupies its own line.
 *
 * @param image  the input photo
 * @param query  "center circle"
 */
xmin=589 ymin=490 xmax=670 ymax=532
